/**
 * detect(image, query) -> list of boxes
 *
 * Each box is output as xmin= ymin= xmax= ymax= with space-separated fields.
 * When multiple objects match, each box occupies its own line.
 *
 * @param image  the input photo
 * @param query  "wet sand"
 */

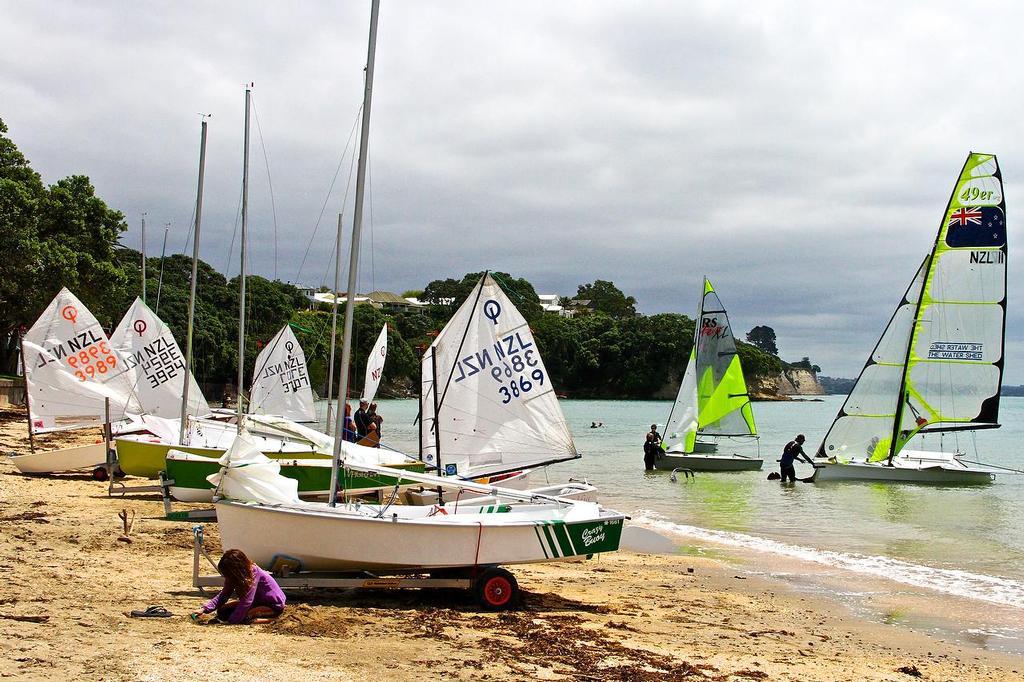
xmin=1 ymin=407 xmax=1021 ymax=681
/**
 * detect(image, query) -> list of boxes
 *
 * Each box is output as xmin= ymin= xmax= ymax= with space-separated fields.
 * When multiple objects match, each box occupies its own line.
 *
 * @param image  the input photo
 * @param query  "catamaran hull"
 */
xmin=216 ymin=500 xmax=624 ymax=573
xmin=10 ymin=443 xmax=107 ymax=474
xmin=656 ymin=453 xmax=763 ymax=471
xmin=812 ymin=461 xmax=995 ymax=484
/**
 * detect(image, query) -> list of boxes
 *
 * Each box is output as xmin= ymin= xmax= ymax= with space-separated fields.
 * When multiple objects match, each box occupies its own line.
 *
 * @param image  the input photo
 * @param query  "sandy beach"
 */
xmin=1 ymin=407 xmax=1021 ymax=681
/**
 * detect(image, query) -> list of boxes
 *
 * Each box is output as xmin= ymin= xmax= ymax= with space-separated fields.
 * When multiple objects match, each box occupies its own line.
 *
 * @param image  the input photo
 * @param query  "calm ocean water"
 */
xmin=320 ymin=396 xmax=1024 ymax=642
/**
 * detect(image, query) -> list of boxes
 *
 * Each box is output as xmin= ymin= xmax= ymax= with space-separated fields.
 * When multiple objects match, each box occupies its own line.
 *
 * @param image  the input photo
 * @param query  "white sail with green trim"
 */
xmin=663 ymin=278 xmax=757 ymax=453
xmin=819 ymin=153 xmax=1006 ymax=463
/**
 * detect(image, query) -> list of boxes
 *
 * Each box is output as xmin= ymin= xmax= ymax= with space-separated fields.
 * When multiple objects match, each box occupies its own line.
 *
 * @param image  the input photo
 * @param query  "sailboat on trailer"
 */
xmin=813 ymin=152 xmax=1007 ymax=484
xmin=658 ymin=278 xmax=761 ymax=471
xmin=214 ymin=1 xmax=623 ymax=603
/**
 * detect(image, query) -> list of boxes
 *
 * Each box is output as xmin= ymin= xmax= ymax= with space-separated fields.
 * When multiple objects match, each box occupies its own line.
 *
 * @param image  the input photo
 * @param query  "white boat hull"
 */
xmin=656 ymin=453 xmax=763 ymax=471
xmin=216 ymin=499 xmax=624 ymax=573
xmin=812 ymin=450 xmax=996 ymax=484
xmin=10 ymin=443 xmax=107 ymax=474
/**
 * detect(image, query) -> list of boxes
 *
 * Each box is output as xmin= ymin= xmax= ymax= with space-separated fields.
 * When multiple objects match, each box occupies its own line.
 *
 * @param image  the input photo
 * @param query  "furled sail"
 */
xmin=662 ymin=278 xmax=756 ymax=453
xmin=819 ymin=153 xmax=1005 ymax=463
xmin=248 ymin=325 xmax=315 ymax=423
xmin=109 ymin=297 xmax=210 ymax=420
xmin=361 ymin=324 xmax=388 ymax=403
xmin=22 ymin=288 xmax=141 ymax=433
xmin=420 ymin=274 xmax=578 ymax=478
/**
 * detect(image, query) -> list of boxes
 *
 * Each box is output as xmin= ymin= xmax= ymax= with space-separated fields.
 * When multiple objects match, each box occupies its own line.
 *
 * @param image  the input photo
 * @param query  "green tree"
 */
xmin=575 ymin=280 xmax=637 ymax=318
xmin=746 ymin=325 xmax=778 ymax=355
xmin=0 ymin=118 xmax=130 ymax=372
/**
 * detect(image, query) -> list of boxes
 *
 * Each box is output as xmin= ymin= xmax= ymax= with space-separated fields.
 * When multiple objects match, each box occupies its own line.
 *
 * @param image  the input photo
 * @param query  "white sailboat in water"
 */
xmin=814 ymin=152 xmax=1008 ymax=484
xmin=659 ymin=278 xmax=761 ymax=471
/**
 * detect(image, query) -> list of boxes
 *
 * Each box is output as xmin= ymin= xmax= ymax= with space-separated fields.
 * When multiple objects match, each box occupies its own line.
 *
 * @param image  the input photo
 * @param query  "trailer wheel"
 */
xmin=475 ymin=567 xmax=518 ymax=610
xmin=92 ymin=467 xmax=109 ymax=482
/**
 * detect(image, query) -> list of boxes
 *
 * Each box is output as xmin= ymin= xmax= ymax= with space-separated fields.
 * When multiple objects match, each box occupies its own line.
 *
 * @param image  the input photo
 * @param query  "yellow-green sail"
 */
xmin=818 ymin=153 xmax=1006 ymax=464
xmin=663 ymin=278 xmax=757 ymax=453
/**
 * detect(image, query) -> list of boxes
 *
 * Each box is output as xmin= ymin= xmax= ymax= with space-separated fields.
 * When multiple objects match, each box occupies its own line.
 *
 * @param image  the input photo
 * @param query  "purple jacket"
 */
xmin=203 ymin=565 xmax=286 ymax=624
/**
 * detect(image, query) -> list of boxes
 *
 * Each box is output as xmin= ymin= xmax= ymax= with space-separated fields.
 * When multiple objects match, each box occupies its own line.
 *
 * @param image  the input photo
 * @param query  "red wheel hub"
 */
xmin=484 ymin=576 xmax=512 ymax=606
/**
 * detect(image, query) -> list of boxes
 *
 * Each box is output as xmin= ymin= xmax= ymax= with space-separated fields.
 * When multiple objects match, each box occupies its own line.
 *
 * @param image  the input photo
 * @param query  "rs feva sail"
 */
xmin=23 ymin=288 xmax=142 ymax=433
xmin=361 ymin=324 xmax=388 ymax=403
xmin=420 ymin=274 xmax=578 ymax=478
xmin=819 ymin=153 xmax=1006 ymax=463
xmin=663 ymin=278 xmax=756 ymax=453
xmin=110 ymin=297 xmax=210 ymax=420
xmin=248 ymin=325 xmax=315 ymax=423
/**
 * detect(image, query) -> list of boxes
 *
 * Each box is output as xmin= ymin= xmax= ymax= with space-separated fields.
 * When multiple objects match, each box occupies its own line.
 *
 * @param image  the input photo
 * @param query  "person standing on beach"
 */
xmin=191 ymin=549 xmax=286 ymax=624
xmin=779 ymin=434 xmax=812 ymax=482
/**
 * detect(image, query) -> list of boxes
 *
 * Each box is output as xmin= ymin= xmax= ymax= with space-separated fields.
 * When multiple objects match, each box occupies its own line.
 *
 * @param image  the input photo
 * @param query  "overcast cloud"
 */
xmin=2 ymin=1 xmax=1022 ymax=381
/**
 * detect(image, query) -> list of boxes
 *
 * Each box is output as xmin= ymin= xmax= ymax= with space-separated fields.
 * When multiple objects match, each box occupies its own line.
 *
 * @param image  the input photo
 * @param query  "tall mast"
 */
xmin=140 ymin=213 xmax=147 ymax=303
xmin=178 ymin=118 xmax=208 ymax=444
xmin=237 ymin=85 xmax=252 ymax=432
xmin=330 ymin=0 xmax=380 ymax=506
xmin=325 ymin=213 xmax=343 ymax=433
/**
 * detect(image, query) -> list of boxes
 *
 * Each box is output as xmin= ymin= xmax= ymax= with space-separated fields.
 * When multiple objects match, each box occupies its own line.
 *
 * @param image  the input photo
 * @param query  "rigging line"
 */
xmin=180 ymin=201 xmax=198 ymax=256
xmin=250 ymin=95 xmax=279 ymax=281
xmin=294 ymin=105 xmax=363 ymax=283
xmin=224 ymin=182 xmax=244 ymax=275
xmin=320 ymin=147 xmax=360 ymax=289
xmin=154 ymin=223 xmax=171 ymax=315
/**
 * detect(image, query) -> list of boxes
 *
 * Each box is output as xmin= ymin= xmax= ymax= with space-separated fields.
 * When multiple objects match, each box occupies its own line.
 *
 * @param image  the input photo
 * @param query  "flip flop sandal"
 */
xmin=129 ymin=606 xmax=173 ymax=618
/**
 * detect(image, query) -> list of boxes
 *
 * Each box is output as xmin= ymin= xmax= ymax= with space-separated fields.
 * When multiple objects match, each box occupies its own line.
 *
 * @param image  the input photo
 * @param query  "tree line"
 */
xmin=1 ymin=117 xmax=798 ymax=399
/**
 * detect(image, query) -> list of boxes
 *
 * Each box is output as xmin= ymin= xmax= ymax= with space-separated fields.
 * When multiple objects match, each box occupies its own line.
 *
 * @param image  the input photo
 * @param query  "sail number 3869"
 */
xmin=498 ymin=369 xmax=545 ymax=404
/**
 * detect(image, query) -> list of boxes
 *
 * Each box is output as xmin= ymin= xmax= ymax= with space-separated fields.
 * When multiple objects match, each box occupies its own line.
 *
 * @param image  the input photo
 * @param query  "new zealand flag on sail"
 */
xmin=945 ymin=206 xmax=1005 ymax=248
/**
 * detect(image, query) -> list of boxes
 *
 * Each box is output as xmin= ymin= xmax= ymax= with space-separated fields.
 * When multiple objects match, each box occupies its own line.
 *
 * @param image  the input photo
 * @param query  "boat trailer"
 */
xmin=190 ymin=525 xmax=520 ymax=610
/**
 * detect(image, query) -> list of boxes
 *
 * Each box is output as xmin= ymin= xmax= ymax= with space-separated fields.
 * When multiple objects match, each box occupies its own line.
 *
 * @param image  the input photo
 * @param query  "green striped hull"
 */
xmin=533 ymin=517 xmax=624 ymax=559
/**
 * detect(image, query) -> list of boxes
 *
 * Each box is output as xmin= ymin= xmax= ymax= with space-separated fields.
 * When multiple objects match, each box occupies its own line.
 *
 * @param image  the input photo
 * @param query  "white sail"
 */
xmin=23 ymin=288 xmax=141 ymax=433
xmin=361 ymin=324 xmax=388 ymax=403
xmin=206 ymin=428 xmax=300 ymax=505
xmin=249 ymin=325 xmax=315 ymax=423
xmin=818 ymin=260 xmax=927 ymax=462
xmin=420 ymin=274 xmax=578 ymax=478
xmin=819 ymin=153 xmax=1006 ymax=463
xmin=662 ymin=348 xmax=698 ymax=451
xmin=109 ymin=297 xmax=210 ymax=420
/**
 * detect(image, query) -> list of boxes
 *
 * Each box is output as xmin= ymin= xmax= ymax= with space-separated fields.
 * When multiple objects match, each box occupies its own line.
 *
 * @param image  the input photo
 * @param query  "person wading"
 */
xmin=779 ymin=434 xmax=813 ymax=482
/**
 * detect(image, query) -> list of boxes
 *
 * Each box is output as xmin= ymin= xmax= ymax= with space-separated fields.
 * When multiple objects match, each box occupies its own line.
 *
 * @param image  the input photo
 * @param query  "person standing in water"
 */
xmin=643 ymin=424 xmax=662 ymax=470
xmin=779 ymin=434 xmax=812 ymax=482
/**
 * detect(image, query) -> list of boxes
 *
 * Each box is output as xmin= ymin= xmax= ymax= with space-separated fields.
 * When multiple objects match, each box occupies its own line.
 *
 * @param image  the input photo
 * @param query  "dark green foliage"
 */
xmin=746 ymin=325 xmax=778 ymax=355
xmin=575 ymin=280 xmax=637 ymax=318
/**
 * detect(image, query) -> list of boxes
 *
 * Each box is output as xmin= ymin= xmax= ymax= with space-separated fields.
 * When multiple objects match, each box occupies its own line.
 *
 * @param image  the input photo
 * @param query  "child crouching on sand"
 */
xmin=192 ymin=549 xmax=286 ymax=624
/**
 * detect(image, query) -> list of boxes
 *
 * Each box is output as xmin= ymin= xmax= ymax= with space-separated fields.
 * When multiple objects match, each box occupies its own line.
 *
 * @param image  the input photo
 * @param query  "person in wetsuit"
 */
xmin=779 ymin=434 xmax=813 ymax=482
xmin=643 ymin=424 xmax=662 ymax=470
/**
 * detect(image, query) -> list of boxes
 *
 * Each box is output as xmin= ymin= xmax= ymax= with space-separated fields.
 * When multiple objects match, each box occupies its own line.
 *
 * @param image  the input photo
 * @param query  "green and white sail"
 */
xmin=819 ymin=153 xmax=1006 ymax=463
xmin=663 ymin=278 xmax=757 ymax=453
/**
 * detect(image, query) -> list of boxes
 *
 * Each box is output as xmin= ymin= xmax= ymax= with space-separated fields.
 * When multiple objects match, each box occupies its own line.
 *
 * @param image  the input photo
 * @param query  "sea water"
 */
xmin=322 ymin=396 xmax=1024 ymax=650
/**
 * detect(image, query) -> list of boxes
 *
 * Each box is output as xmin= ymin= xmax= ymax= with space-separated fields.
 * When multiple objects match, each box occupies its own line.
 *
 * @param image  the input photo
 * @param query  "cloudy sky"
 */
xmin=3 ymin=1 xmax=1022 ymax=381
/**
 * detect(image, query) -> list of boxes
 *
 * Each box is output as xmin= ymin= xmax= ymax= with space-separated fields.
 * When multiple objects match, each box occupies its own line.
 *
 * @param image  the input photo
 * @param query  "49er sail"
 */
xmin=819 ymin=153 xmax=1006 ymax=463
